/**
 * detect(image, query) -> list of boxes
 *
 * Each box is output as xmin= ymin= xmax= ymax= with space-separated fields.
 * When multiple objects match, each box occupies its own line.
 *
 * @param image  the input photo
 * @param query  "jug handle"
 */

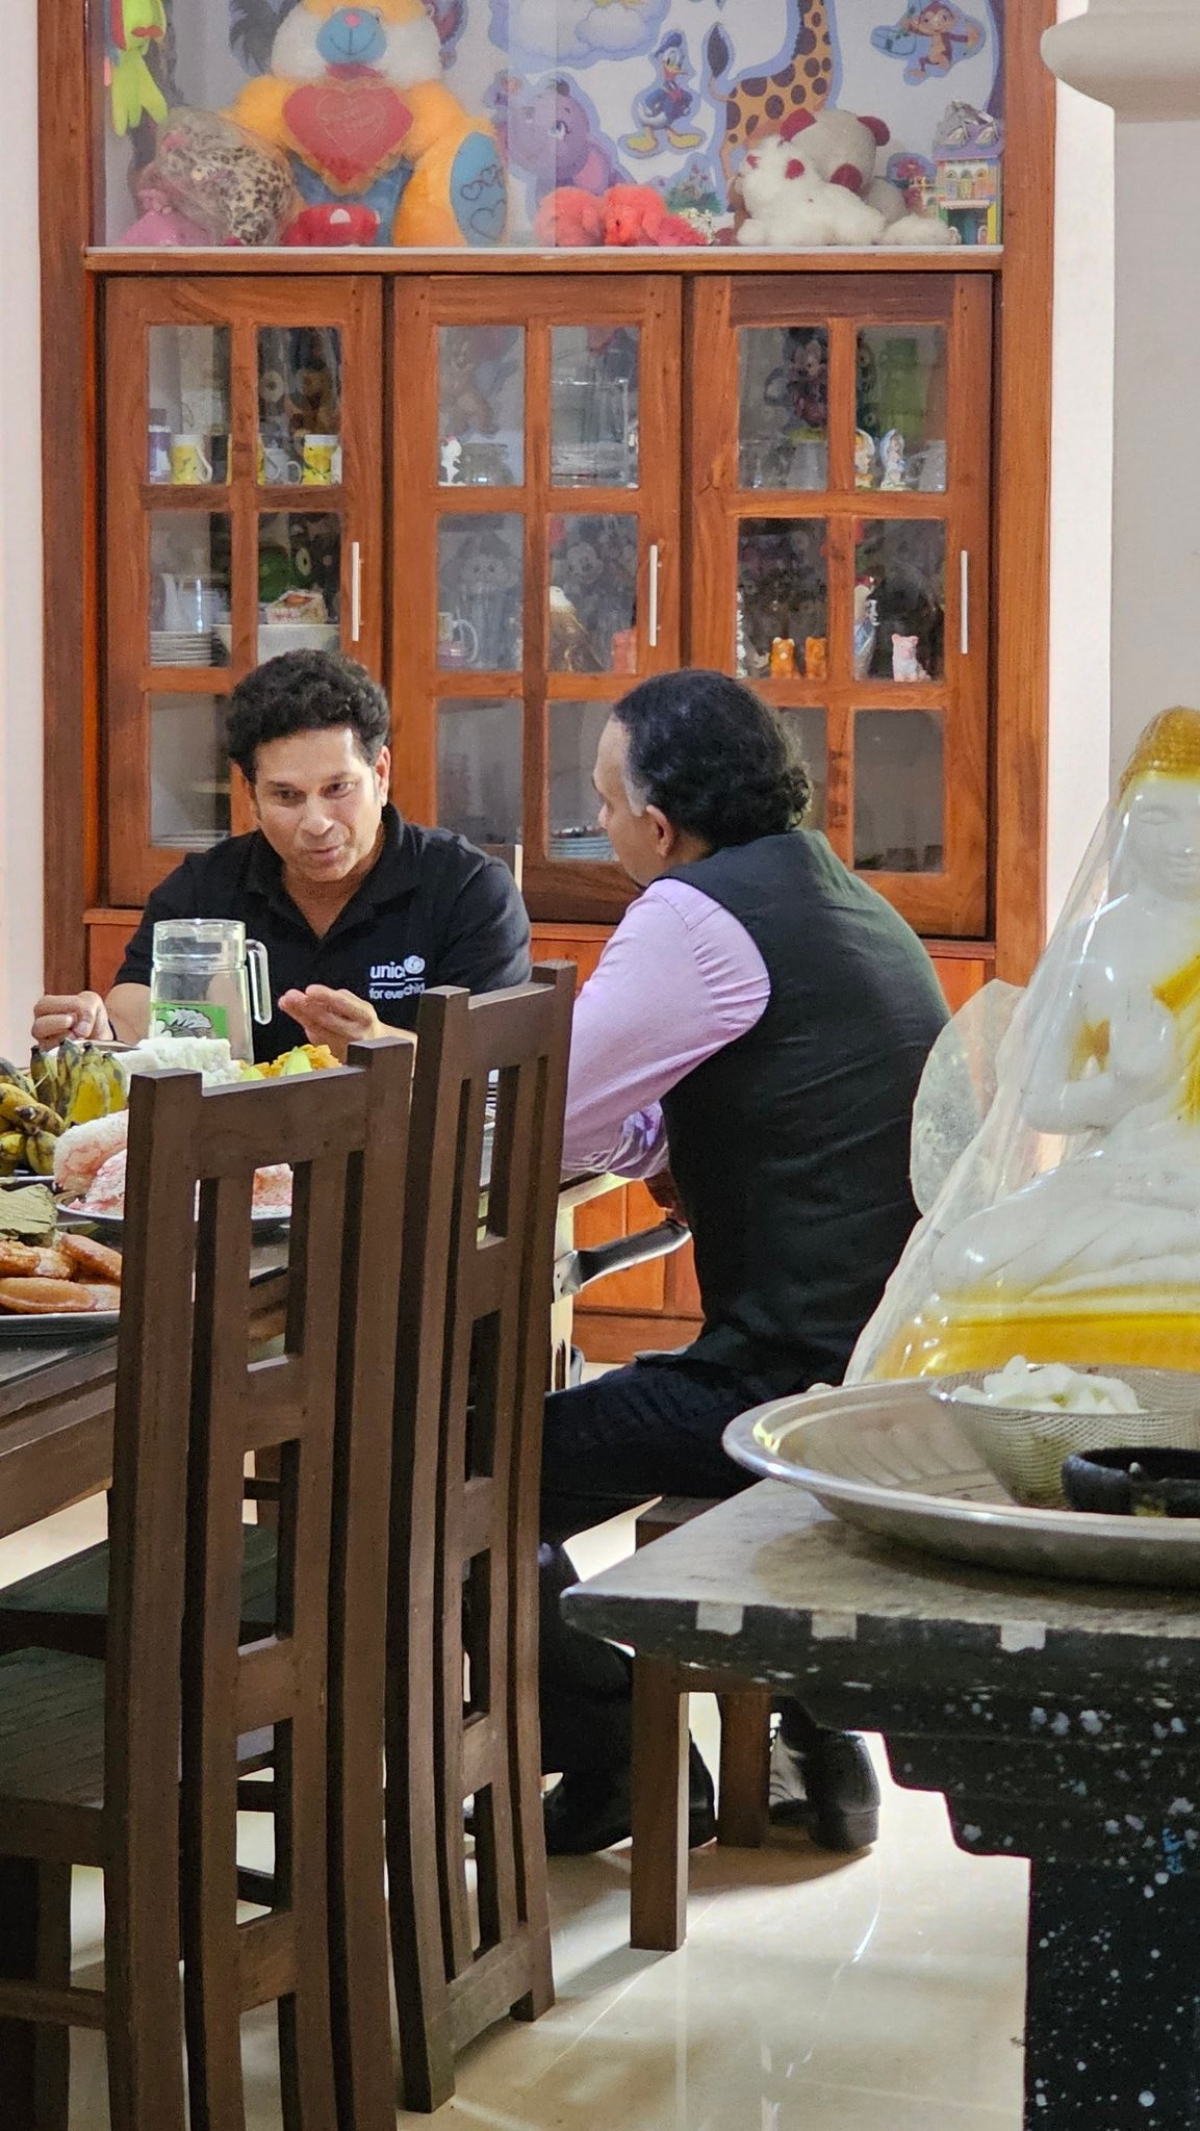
xmin=247 ymin=939 xmax=273 ymax=1027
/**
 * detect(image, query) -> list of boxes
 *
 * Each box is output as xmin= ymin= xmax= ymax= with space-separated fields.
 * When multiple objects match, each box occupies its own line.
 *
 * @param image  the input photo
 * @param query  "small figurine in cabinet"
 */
xmin=879 ymin=429 xmax=908 ymax=492
xmin=805 ymin=636 xmax=828 ymax=679
xmin=854 ymin=577 xmax=880 ymax=680
xmin=769 ymin=637 xmax=797 ymax=679
xmin=855 ymin=430 xmax=877 ymax=490
xmin=440 ymin=435 xmax=463 ymax=486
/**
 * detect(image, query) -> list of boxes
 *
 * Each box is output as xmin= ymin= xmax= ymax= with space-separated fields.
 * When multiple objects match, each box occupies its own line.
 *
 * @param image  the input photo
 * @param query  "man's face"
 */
xmin=593 ymin=717 xmax=667 ymax=886
xmin=251 ymin=725 xmax=390 ymax=887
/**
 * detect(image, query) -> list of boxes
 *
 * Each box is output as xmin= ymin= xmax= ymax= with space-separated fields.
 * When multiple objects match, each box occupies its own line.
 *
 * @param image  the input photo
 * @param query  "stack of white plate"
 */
xmin=150 ymin=630 xmax=214 ymax=667
xmin=549 ymin=831 xmax=612 ymax=863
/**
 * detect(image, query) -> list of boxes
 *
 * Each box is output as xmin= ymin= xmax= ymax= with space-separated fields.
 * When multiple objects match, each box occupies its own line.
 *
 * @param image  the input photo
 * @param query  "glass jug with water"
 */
xmin=149 ymin=919 xmax=272 ymax=1063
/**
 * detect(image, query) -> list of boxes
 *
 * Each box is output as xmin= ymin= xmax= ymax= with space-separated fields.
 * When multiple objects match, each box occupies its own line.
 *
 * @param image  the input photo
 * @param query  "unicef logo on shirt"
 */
xmin=367 ymin=953 xmax=428 ymax=1003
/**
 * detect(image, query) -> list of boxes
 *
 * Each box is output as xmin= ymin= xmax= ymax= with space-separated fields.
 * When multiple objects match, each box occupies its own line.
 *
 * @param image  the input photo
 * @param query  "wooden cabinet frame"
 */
xmin=391 ymin=276 xmax=681 ymax=926
xmin=38 ymin=0 xmax=1056 ymax=988
xmin=103 ymin=277 xmax=383 ymax=904
xmin=690 ymin=273 xmax=991 ymax=936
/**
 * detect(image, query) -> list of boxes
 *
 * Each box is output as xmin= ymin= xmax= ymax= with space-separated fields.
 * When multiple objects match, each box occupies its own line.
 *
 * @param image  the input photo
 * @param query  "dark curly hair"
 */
xmin=226 ymin=651 xmax=391 ymax=783
xmin=612 ymin=671 xmax=811 ymax=847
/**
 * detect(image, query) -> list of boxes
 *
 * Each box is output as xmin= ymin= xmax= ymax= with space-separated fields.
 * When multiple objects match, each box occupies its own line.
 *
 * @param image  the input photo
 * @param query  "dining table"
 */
xmin=0 ymin=1171 xmax=622 ymax=1545
xmin=564 ymin=1477 xmax=1200 ymax=2131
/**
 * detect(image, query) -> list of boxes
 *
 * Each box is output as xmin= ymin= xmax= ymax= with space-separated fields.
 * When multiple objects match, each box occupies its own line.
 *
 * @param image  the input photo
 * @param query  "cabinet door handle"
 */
xmin=648 ymin=543 xmax=661 ymax=651
xmin=960 ymin=549 xmax=970 ymax=658
xmin=350 ymin=541 xmax=363 ymax=645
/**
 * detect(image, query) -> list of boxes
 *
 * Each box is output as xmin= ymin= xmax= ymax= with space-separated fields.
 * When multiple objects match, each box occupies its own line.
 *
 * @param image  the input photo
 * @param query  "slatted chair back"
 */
xmin=107 ymin=1040 xmax=410 ymax=2131
xmin=386 ymin=966 xmax=574 ymax=2112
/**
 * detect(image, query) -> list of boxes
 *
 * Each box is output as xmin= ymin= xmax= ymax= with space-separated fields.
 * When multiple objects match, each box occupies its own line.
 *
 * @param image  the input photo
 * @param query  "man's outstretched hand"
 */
xmin=277 ymin=985 xmax=387 ymax=1060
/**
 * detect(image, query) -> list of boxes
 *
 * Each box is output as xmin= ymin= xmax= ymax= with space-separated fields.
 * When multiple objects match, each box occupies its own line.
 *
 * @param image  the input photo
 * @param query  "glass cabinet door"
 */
xmin=104 ymin=278 xmax=383 ymax=906
xmin=691 ymin=274 xmax=992 ymax=939
xmin=393 ymin=277 xmax=681 ymax=921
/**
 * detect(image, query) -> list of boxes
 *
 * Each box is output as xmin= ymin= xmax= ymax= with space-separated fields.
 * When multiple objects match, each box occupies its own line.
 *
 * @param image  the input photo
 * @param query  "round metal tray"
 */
xmin=723 ymin=1379 xmax=1200 ymax=1588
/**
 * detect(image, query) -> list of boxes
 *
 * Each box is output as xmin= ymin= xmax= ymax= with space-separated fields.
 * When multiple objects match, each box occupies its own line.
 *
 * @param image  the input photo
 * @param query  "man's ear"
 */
xmin=646 ymin=804 xmax=676 ymax=859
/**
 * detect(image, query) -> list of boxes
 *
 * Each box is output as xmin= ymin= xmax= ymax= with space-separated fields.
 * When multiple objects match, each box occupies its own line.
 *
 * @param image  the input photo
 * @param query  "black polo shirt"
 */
xmin=115 ymin=806 xmax=531 ymax=1062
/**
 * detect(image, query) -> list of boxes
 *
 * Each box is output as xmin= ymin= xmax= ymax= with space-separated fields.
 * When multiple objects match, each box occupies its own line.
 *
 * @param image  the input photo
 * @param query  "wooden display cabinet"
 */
xmin=103 ymin=277 xmax=383 ymax=906
xmin=690 ymin=273 xmax=992 ymax=938
xmin=391 ymin=276 xmax=680 ymax=927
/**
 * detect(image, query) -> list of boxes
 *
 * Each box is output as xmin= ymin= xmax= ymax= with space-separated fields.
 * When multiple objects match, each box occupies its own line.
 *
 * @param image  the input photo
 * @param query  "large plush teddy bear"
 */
xmin=229 ymin=0 xmax=506 ymax=247
xmin=737 ymin=107 xmax=955 ymax=249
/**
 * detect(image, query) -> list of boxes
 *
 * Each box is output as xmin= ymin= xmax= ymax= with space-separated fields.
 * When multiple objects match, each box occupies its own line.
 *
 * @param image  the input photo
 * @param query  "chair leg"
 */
xmin=716 ymin=1688 xmax=772 ymax=1849
xmin=386 ymin=1723 xmax=456 ymax=2112
xmin=0 ymin=1856 xmax=71 ymax=2131
xmin=630 ymin=1657 xmax=689 ymax=1953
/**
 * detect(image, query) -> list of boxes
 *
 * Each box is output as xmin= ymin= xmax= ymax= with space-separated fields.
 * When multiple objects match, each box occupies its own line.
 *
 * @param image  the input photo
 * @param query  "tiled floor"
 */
xmin=0 ymin=1500 xmax=1029 ymax=2128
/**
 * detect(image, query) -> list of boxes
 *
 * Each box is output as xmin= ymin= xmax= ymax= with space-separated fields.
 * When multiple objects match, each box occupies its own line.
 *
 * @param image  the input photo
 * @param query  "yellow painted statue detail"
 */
xmin=850 ymin=708 xmax=1200 ymax=1378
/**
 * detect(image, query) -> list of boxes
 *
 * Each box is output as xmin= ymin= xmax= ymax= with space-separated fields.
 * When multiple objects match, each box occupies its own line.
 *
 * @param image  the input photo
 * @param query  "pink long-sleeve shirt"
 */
xmin=561 ymin=877 xmax=771 ymax=1180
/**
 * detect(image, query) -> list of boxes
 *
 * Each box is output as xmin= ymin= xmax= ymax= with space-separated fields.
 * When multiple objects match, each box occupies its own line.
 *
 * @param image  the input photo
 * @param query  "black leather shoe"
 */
xmin=543 ymin=1741 xmax=716 ymax=1857
xmin=768 ymin=1730 xmax=879 ymax=1851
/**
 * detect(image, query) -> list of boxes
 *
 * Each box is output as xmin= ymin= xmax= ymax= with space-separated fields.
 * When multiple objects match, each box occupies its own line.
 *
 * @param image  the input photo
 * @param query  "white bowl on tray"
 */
xmin=213 ymin=622 xmax=339 ymax=661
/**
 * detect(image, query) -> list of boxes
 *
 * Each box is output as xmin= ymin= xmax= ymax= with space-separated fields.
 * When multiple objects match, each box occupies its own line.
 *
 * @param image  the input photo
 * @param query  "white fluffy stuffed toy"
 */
xmin=737 ymin=106 xmax=956 ymax=249
xmin=738 ymin=135 xmax=883 ymax=246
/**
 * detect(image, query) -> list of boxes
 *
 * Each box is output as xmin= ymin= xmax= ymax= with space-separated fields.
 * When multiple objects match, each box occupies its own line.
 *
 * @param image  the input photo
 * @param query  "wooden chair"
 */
xmin=0 ymin=1038 xmax=411 ymax=2129
xmin=628 ymin=1497 xmax=772 ymax=1953
xmin=386 ymin=967 xmax=574 ymax=2112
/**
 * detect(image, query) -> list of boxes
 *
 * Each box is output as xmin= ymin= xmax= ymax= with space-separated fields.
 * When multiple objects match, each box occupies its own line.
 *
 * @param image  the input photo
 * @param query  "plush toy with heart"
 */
xmin=229 ymin=0 xmax=506 ymax=247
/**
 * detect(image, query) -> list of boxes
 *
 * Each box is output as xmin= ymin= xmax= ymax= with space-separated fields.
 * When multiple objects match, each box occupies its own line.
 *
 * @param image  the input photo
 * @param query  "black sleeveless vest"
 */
xmin=659 ymin=831 xmax=948 ymax=1395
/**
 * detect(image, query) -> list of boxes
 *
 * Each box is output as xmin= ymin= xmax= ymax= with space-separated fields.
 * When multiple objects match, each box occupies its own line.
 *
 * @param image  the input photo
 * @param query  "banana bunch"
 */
xmin=0 ymin=1044 xmax=126 ymax=1176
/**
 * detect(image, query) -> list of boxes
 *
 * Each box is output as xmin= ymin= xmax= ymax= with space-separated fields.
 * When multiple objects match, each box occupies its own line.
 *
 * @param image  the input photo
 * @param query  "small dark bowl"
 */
xmin=1061 ymin=1447 xmax=1200 ymax=1519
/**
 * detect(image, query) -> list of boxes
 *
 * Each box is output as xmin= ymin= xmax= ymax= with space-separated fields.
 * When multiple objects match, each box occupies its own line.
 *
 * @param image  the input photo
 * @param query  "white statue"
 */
xmin=440 ymin=434 xmax=462 ymax=486
xmin=851 ymin=707 xmax=1200 ymax=1378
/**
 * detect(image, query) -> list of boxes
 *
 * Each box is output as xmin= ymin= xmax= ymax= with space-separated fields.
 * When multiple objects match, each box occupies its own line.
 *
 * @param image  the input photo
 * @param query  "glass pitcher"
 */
xmin=149 ymin=919 xmax=271 ymax=1064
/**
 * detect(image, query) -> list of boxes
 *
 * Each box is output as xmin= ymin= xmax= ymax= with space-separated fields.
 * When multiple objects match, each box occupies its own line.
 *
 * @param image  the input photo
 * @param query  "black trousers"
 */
xmin=539 ymin=1356 xmax=824 ymax=1776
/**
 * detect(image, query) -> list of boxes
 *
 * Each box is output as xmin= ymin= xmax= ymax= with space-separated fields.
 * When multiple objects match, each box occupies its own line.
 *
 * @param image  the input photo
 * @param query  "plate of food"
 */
xmin=56 ymin=1117 xmax=293 ymax=1228
xmin=0 ymin=1228 xmax=122 ymax=1336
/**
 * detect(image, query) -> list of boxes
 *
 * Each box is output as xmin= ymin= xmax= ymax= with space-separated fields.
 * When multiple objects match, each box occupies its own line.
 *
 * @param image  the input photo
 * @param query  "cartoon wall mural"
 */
xmin=871 ymin=3 xmax=985 ymax=85
xmin=705 ymin=4 xmax=835 ymax=190
xmin=490 ymin=0 xmax=672 ymax=68
xmin=491 ymin=70 xmax=624 ymax=209
xmin=623 ymin=32 xmax=704 ymax=155
xmin=99 ymin=0 xmax=1005 ymax=247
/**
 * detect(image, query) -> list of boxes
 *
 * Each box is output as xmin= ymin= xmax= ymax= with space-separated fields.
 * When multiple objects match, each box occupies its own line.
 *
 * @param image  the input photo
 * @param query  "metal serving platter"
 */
xmin=723 ymin=1380 xmax=1200 ymax=1590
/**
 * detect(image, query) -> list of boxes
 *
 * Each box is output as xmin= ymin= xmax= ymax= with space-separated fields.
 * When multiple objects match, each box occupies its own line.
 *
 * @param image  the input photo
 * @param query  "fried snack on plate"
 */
xmin=70 ymin=1284 xmax=122 ymax=1313
xmin=58 ymin=1232 xmax=123 ymax=1284
xmin=0 ymin=1278 xmax=102 ymax=1315
xmin=0 ymin=1240 xmax=73 ymax=1277
xmin=31 ymin=1249 xmax=74 ymax=1280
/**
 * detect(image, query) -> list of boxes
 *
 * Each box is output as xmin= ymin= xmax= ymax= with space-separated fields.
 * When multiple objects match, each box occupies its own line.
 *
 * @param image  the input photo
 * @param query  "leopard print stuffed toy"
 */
xmin=150 ymin=109 xmax=297 ymax=246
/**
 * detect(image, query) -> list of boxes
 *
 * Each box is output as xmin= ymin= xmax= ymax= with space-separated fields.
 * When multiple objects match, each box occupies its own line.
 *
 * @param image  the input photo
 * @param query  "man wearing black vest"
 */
xmin=541 ymin=670 xmax=948 ymax=1855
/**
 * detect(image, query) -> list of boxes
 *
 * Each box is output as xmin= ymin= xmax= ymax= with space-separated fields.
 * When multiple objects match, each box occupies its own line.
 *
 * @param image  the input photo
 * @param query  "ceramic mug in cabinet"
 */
xmin=258 ymin=436 xmax=302 ymax=484
xmin=437 ymin=612 xmax=479 ymax=666
xmin=301 ymin=434 xmax=342 ymax=485
xmin=170 ymin=434 xmax=214 ymax=486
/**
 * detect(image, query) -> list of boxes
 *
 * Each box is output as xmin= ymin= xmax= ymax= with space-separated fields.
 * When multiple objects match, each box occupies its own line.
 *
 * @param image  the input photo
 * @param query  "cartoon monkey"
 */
xmin=904 ymin=3 xmax=982 ymax=78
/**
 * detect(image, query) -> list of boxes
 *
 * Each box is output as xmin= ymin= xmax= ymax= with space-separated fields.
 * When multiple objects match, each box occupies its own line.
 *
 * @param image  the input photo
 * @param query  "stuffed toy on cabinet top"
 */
xmin=736 ymin=107 xmax=956 ymax=249
xmin=229 ymin=0 xmax=507 ymax=247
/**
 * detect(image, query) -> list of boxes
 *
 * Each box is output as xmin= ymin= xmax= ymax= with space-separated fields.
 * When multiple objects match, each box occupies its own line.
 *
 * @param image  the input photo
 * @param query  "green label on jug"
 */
xmin=149 ymin=1001 xmax=230 ymax=1041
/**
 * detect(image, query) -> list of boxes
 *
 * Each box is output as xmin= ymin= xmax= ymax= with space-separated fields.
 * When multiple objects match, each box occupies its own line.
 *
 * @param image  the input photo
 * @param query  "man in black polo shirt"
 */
xmin=33 ymin=651 xmax=531 ymax=1058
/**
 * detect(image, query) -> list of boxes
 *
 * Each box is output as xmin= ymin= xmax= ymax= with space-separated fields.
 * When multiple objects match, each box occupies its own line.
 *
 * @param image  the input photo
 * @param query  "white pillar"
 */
xmin=0 ymin=0 xmax=45 ymax=1061
xmin=1044 ymin=1 xmax=1200 ymax=784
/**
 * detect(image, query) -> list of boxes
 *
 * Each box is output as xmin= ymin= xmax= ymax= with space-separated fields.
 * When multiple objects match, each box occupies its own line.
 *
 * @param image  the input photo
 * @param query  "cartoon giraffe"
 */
xmin=706 ymin=2 xmax=835 ymax=192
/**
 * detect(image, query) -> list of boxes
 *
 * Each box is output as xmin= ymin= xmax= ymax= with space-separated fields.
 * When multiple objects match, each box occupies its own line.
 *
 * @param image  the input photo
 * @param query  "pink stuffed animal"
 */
xmin=536 ymin=182 xmax=706 ymax=248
